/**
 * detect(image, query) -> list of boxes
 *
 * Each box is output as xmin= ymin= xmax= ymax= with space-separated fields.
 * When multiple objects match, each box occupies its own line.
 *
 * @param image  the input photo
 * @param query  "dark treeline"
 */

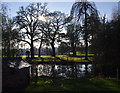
xmin=91 ymin=15 xmax=120 ymax=78
xmin=1 ymin=4 xmax=20 ymax=57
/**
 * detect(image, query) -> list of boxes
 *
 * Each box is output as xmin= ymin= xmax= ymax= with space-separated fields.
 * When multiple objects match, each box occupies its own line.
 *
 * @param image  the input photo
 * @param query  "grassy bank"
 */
xmin=21 ymin=54 xmax=93 ymax=63
xmin=25 ymin=77 xmax=120 ymax=92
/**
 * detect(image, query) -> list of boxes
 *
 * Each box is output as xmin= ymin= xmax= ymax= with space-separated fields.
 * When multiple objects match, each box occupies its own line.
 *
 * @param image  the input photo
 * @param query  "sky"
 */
xmin=2 ymin=2 xmax=119 ymax=21
xmin=1 ymin=1 xmax=119 ymax=48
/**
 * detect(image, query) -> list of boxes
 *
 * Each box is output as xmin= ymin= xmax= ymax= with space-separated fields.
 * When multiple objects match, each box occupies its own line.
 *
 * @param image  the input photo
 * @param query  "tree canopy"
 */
xmin=13 ymin=3 xmax=47 ymax=58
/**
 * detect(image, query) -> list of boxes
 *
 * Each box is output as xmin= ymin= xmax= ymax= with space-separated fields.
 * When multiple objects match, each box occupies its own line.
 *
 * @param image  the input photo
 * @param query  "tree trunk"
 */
xmin=71 ymin=64 xmax=75 ymax=78
xmin=117 ymin=67 xmax=119 ymax=80
xmin=73 ymin=50 xmax=76 ymax=56
xmin=7 ymin=37 xmax=10 ymax=57
xmin=31 ymin=40 xmax=34 ymax=58
xmin=73 ymin=44 xmax=76 ymax=56
xmin=84 ymin=3 xmax=88 ymax=60
xmin=71 ymin=43 xmax=76 ymax=56
xmin=38 ymin=48 xmax=41 ymax=57
xmin=38 ymin=40 xmax=43 ymax=57
xmin=7 ymin=46 xmax=10 ymax=57
xmin=72 ymin=47 xmax=76 ymax=57
xmin=51 ymin=43 xmax=56 ymax=57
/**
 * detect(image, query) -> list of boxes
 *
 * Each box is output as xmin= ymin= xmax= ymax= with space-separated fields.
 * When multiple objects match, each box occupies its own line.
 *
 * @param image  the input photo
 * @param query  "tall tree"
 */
xmin=66 ymin=23 xmax=81 ymax=56
xmin=58 ymin=42 xmax=69 ymax=55
xmin=1 ymin=4 xmax=19 ymax=57
xmin=38 ymin=37 xmax=43 ymax=57
xmin=14 ymin=3 xmax=47 ymax=58
xmin=70 ymin=0 xmax=98 ymax=60
xmin=40 ymin=11 xmax=66 ymax=57
xmin=87 ymin=13 xmax=100 ymax=40
xmin=91 ymin=15 xmax=120 ymax=77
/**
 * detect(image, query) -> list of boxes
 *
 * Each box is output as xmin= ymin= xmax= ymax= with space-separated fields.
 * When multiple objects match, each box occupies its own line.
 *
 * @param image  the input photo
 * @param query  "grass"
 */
xmin=21 ymin=54 xmax=93 ymax=63
xmin=25 ymin=77 xmax=120 ymax=92
xmin=56 ymin=55 xmax=93 ymax=62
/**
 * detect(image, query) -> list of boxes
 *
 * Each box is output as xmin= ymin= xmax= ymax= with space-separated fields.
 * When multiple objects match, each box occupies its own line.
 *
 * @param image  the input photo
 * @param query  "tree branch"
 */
xmin=17 ymin=38 xmax=31 ymax=45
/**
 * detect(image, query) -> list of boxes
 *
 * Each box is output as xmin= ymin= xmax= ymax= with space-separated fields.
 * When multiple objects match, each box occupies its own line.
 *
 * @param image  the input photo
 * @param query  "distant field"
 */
xmin=21 ymin=54 xmax=93 ymax=63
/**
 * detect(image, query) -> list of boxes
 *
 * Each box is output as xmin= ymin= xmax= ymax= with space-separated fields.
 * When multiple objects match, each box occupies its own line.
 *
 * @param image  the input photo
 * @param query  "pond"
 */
xmin=30 ymin=63 xmax=92 ymax=78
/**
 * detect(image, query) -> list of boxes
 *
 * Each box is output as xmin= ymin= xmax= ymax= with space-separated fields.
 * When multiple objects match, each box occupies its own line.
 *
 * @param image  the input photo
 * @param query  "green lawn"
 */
xmin=56 ymin=55 xmax=93 ymax=62
xmin=22 ymin=54 xmax=93 ymax=63
xmin=25 ymin=77 xmax=120 ymax=92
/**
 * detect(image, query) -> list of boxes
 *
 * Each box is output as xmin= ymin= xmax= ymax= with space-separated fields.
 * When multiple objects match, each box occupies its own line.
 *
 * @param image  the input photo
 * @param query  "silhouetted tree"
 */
xmin=66 ymin=23 xmax=82 ymax=56
xmin=14 ymin=3 xmax=47 ymax=58
xmin=40 ymin=11 xmax=66 ymax=57
xmin=86 ymin=13 xmax=100 ymax=55
xmin=91 ymin=14 xmax=120 ymax=78
xmin=70 ymin=0 xmax=98 ymax=59
xmin=58 ymin=42 xmax=69 ymax=55
xmin=1 ymin=4 xmax=19 ymax=57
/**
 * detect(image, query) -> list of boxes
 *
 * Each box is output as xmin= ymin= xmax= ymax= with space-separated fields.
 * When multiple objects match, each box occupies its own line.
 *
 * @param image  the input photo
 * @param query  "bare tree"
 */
xmin=66 ymin=23 xmax=82 ymax=56
xmin=70 ymin=0 xmax=98 ymax=60
xmin=40 ymin=11 xmax=66 ymax=57
xmin=14 ymin=3 xmax=47 ymax=58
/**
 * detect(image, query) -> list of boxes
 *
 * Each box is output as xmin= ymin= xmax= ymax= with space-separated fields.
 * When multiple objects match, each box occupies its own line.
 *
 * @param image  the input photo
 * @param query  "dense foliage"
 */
xmin=1 ymin=4 xmax=20 ymax=57
xmin=91 ymin=15 xmax=120 ymax=78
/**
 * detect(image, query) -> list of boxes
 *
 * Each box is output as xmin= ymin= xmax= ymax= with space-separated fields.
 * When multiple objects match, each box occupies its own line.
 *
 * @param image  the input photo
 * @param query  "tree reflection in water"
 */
xmin=31 ymin=63 xmax=92 ymax=78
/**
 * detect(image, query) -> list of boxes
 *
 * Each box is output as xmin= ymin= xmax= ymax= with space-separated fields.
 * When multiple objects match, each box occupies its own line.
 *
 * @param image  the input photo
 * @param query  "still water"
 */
xmin=30 ymin=64 xmax=92 ymax=78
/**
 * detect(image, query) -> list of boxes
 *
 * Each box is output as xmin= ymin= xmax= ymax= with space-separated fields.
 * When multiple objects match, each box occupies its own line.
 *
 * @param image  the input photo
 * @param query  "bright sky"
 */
xmin=1 ymin=1 xmax=119 ymax=49
xmin=2 ymin=2 xmax=119 ymax=20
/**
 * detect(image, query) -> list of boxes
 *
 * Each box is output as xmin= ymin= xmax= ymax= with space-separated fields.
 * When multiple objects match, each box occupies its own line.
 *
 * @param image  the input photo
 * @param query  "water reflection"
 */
xmin=30 ymin=63 xmax=92 ymax=78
